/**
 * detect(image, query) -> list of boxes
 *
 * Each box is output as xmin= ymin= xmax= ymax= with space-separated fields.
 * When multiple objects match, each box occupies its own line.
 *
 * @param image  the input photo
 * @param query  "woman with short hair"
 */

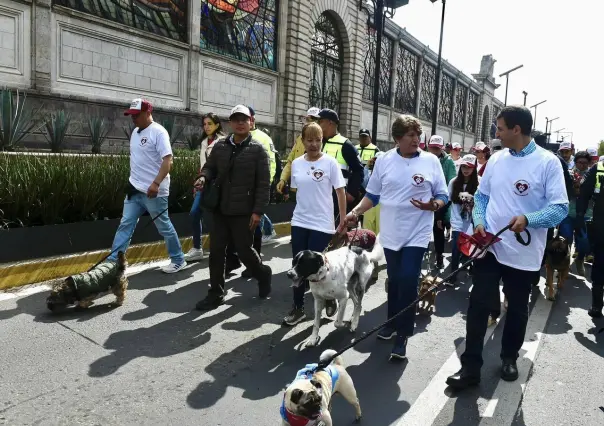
xmin=340 ymin=114 xmax=448 ymax=360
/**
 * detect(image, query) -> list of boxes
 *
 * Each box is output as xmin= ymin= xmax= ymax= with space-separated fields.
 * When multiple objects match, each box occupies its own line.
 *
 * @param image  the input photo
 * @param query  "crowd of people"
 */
xmin=108 ymin=98 xmax=602 ymax=391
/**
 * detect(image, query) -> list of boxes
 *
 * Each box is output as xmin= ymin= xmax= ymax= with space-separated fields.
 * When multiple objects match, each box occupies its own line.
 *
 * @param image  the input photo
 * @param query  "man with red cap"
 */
xmin=450 ymin=142 xmax=463 ymax=172
xmin=107 ymin=99 xmax=186 ymax=273
xmin=587 ymin=147 xmax=599 ymax=167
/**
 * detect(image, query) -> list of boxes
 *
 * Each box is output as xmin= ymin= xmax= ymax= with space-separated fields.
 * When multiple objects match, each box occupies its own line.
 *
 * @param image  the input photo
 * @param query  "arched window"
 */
xmin=309 ymin=13 xmax=343 ymax=113
xmin=481 ymin=105 xmax=490 ymax=141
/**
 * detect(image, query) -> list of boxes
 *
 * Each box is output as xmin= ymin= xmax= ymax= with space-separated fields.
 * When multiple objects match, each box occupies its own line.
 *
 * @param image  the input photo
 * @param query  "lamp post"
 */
xmin=522 ymin=91 xmax=528 ymax=106
xmin=364 ymin=0 xmax=410 ymax=144
xmin=430 ymin=0 xmax=446 ymax=136
xmin=530 ymin=100 xmax=547 ymax=130
xmin=499 ymin=64 xmax=524 ymax=106
xmin=545 ymin=116 xmax=559 ymax=144
xmin=553 ymin=128 xmax=565 ymax=142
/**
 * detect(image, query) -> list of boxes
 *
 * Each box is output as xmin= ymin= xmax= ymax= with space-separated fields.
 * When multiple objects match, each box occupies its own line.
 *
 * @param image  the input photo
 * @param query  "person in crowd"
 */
xmin=108 ymin=98 xmax=186 ymax=273
xmin=446 ymin=106 xmax=568 ymax=390
xmin=427 ymin=135 xmax=457 ymax=268
xmin=587 ymin=147 xmax=599 ymax=167
xmin=194 ymin=105 xmax=272 ymax=310
xmin=340 ymin=114 xmax=448 ymax=360
xmin=445 ymin=142 xmax=452 ymax=155
xmin=358 ymin=128 xmax=380 ymax=166
xmin=282 ymin=122 xmax=347 ymax=325
xmin=419 ymin=132 xmax=426 ymax=151
xmin=577 ymin=156 xmax=604 ymax=318
xmin=450 ymin=142 xmax=463 ymax=172
xmin=491 ymin=138 xmax=503 ymax=153
xmin=362 ymin=151 xmax=385 ymax=234
xmin=185 ymin=113 xmax=225 ymax=262
xmin=600 ymin=155 xmax=604 ymax=163
xmin=558 ymin=141 xmax=574 ymax=169
xmin=276 ymin=107 xmax=322 ymax=194
xmin=447 ymin=154 xmax=479 ymax=286
xmin=318 ymin=108 xmax=365 ymax=318
xmin=473 ymin=141 xmax=490 ymax=176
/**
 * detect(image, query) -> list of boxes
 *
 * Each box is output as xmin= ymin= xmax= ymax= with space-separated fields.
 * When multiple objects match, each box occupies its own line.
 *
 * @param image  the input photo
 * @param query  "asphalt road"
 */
xmin=1 ymin=237 xmax=602 ymax=426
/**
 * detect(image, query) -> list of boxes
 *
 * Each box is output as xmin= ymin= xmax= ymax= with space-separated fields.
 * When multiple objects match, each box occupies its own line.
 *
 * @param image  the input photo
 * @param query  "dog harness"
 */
xmin=280 ymin=364 xmax=339 ymax=426
xmin=70 ymin=261 xmax=119 ymax=300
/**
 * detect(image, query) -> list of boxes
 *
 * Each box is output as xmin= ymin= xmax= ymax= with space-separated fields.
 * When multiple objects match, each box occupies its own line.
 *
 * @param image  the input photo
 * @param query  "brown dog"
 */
xmin=417 ymin=276 xmax=440 ymax=313
xmin=545 ymin=236 xmax=570 ymax=301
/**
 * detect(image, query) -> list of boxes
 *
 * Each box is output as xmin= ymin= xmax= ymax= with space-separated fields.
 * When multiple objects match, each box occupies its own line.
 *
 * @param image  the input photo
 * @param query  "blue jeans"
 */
xmin=108 ymin=193 xmax=184 ymax=264
xmin=559 ymin=216 xmax=590 ymax=259
xmin=384 ymin=246 xmax=427 ymax=337
xmin=190 ymin=191 xmax=203 ymax=249
xmin=291 ymin=226 xmax=333 ymax=308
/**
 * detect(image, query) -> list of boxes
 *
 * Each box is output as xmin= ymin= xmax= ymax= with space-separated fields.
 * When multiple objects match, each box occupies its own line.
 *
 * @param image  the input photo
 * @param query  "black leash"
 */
xmin=317 ymin=224 xmax=531 ymax=369
xmin=87 ymin=194 xmax=188 ymax=272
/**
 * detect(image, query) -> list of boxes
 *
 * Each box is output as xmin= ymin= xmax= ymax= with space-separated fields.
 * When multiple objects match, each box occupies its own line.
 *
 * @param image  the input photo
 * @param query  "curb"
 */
xmin=0 ymin=222 xmax=291 ymax=291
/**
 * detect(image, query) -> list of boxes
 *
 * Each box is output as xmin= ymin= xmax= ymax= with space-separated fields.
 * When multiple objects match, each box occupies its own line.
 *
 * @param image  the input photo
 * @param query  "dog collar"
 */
xmin=280 ymin=396 xmax=322 ymax=426
xmin=309 ymin=256 xmax=329 ymax=283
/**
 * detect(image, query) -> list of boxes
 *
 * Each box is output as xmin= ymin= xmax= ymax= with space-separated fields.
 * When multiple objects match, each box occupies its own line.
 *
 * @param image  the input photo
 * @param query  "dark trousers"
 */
xmin=384 ymin=246 xmax=427 ymax=337
xmin=209 ymin=213 xmax=263 ymax=296
xmin=460 ymin=252 xmax=539 ymax=371
xmin=592 ymin=244 xmax=604 ymax=290
xmin=291 ymin=226 xmax=333 ymax=308
xmin=433 ymin=209 xmax=446 ymax=255
xmin=224 ymin=225 xmax=262 ymax=270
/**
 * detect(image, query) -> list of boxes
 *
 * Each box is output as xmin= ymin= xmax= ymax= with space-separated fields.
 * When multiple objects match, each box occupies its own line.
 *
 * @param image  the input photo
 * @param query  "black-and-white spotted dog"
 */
xmin=287 ymin=239 xmax=384 ymax=347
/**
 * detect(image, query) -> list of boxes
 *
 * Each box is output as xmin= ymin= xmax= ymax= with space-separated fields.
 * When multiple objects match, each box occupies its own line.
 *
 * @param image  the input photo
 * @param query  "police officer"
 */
xmin=318 ymin=108 xmax=364 ymax=318
xmin=357 ymin=128 xmax=380 ymax=167
xmin=577 ymin=160 xmax=604 ymax=318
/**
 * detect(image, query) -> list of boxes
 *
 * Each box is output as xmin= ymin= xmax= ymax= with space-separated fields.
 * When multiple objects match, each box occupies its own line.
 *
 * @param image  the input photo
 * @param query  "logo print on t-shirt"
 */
xmin=140 ymin=137 xmax=148 ymax=146
xmin=311 ymin=169 xmax=325 ymax=182
xmin=412 ymin=174 xmax=425 ymax=187
xmin=513 ymin=180 xmax=530 ymax=196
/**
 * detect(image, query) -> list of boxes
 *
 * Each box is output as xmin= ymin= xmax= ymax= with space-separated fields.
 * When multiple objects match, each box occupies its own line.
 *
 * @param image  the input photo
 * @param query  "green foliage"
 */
xmin=0 ymin=89 xmax=40 ymax=151
xmin=0 ymin=153 xmax=199 ymax=228
xmin=159 ymin=116 xmax=184 ymax=145
xmin=88 ymin=117 xmax=113 ymax=154
xmin=42 ymin=111 xmax=73 ymax=153
xmin=598 ymin=140 xmax=604 ymax=157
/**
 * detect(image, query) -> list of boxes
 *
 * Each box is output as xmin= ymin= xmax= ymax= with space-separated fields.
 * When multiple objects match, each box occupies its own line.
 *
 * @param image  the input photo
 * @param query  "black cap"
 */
xmin=247 ymin=105 xmax=256 ymax=117
xmin=359 ymin=128 xmax=371 ymax=136
xmin=318 ymin=108 xmax=339 ymax=124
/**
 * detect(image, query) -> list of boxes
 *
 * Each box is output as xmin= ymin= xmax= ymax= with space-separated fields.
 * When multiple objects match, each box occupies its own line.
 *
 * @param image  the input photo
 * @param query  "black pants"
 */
xmin=209 ymin=213 xmax=263 ymax=296
xmin=592 ymin=243 xmax=604 ymax=309
xmin=433 ymin=208 xmax=446 ymax=256
xmin=460 ymin=252 xmax=539 ymax=371
xmin=225 ymin=225 xmax=262 ymax=270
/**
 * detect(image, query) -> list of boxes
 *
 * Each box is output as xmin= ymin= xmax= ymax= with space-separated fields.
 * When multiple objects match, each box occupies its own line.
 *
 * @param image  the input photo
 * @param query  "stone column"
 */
xmin=32 ymin=0 xmax=52 ymax=92
xmin=187 ymin=0 xmax=201 ymax=113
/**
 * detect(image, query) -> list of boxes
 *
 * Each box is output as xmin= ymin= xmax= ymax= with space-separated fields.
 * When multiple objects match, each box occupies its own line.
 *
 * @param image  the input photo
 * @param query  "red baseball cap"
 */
xmin=124 ymin=98 xmax=153 ymax=116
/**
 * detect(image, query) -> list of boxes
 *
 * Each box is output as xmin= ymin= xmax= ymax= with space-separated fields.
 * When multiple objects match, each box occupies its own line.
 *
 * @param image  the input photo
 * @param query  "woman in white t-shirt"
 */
xmin=340 ymin=115 xmax=449 ymax=360
xmin=473 ymin=141 xmax=490 ymax=177
xmin=447 ymin=154 xmax=479 ymax=285
xmin=282 ymin=122 xmax=347 ymax=326
xmin=184 ymin=113 xmax=224 ymax=262
xmin=451 ymin=142 xmax=463 ymax=172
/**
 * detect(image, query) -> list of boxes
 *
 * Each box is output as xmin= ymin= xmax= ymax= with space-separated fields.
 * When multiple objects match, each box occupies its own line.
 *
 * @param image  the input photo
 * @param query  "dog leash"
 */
xmin=87 ymin=194 xmax=188 ymax=272
xmin=316 ymin=224 xmax=531 ymax=369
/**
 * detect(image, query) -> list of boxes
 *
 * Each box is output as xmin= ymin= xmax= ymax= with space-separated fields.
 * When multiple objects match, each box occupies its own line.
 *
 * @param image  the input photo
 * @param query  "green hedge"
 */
xmin=0 ymin=153 xmax=199 ymax=228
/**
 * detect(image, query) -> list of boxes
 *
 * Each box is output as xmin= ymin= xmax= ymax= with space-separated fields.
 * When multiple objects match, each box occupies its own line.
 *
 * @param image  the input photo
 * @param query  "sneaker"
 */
xmin=184 ymin=248 xmax=203 ymax=262
xmin=283 ymin=307 xmax=306 ymax=326
xmin=390 ymin=336 xmax=408 ymax=360
xmin=257 ymin=265 xmax=272 ymax=298
xmin=377 ymin=326 xmax=397 ymax=340
xmin=161 ymin=261 xmax=187 ymax=274
xmin=325 ymin=300 xmax=338 ymax=317
xmin=262 ymin=230 xmax=277 ymax=243
xmin=195 ymin=294 xmax=225 ymax=311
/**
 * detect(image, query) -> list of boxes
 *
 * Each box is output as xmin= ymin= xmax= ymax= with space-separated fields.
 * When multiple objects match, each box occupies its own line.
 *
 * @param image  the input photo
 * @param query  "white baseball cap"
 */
xmin=306 ymin=107 xmax=321 ymax=118
xmin=428 ymin=135 xmax=444 ymax=147
xmin=229 ymin=104 xmax=252 ymax=119
xmin=587 ymin=147 xmax=598 ymax=157
xmin=600 ymin=155 xmax=604 ymax=162
xmin=124 ymin=98 xmax=152 ymax=116
xmin=451 ymin=142 xmax=462 ymax=150
xmin=461 ymin=154 xmax=477 ymax=168
xmin=558 ymin=141 xmax=572 ymax=151
xmin=474 ymin=141 xmax=488 ymax=152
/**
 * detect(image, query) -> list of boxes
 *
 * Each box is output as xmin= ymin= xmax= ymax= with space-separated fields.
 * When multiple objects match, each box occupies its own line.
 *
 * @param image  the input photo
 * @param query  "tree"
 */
xmin=598 ymin=140 xmax=604 ymax=156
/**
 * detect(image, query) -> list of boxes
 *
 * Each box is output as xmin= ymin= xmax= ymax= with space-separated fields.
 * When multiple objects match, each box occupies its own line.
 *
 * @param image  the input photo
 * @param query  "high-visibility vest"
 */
xmin=251 ymin=128 xmax=276 ymax=182
xmin=322 ymin=133 xmax=350 ymax=184
xmin=595 ymin=161 xmax=604 ymax=194
xmin=358 ymin=143 xmax=379 ymax=165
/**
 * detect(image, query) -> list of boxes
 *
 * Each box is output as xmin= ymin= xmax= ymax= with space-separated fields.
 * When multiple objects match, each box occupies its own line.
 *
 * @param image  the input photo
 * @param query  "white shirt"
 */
xmin=480 ymin=147 xmax=568 ymax=271
xmin=477 ymin=161 xmax=487 ymax=175
xmin=448 ymin=176 xmax=480 ymax=233
xmin=129 ymin=122 xmax=172 ymax=197
xmin=291 ymin=154 xmax=346 ymax=234
xmin=366 ymin=149 xmax=448 ymax=250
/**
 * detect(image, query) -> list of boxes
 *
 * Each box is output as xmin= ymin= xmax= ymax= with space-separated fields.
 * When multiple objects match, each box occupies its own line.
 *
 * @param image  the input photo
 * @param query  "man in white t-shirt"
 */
xmin=447 ymin=105 xmax=568 ymax=390
xmin=107 ymin=99 xmax=186 ymax=273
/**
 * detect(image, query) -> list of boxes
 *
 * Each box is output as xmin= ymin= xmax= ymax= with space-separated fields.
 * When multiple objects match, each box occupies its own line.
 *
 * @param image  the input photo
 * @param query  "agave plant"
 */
xmin=184 ymin=131 xmax=202 ymax=151
xmin=159 ymin=116 xmax=184 ymax=145
xmin=0 ymin=89 xmax=40 ymax=151
xmin=42 ymin=111 xmax=73 ymax=153
xmin=88 ymin=117 xmax=113 ymax=154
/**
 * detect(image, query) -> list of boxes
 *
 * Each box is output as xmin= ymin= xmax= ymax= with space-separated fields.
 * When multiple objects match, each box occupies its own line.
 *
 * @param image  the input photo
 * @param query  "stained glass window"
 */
xmin=54 ymin=0 xmax=188 ymax=42
xmin=419 ymin=61 xmax=436 ymax=121
xmin=438 ymin=74 xmax=454 ymax=125
xmin=394 ymin=46 xmax=418 ymax=114
xmin=454 ymin=83 xmax=467 ymax=129
xmin=466 ymin=90 xmax=478 ymax=133
xmin=362 ymin=25 xmax=393 ymax=105
xmin=200 ymin=0 xmax=278 ymax=70
xmin=309 ymin=13 xmax=342 ymax=112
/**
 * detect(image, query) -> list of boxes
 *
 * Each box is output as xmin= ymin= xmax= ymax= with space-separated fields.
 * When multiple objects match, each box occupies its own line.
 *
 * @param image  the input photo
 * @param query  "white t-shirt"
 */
xmin=477 ymin=161 xmax=487 ymax=175
xmin=291 ymin=154 xmax=346 ymax=234
xmin=480 ymin=146 xmax=568 ymax=271
xmin=366 ymin=149 xmax=448 ymax=250
xmin=129 ymin=122 xmax=172 ymax=197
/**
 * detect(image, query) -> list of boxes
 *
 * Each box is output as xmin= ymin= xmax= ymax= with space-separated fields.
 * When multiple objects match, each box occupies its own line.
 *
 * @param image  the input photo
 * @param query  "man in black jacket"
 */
xmin=194 ymin=105 xmax=272 ymax=310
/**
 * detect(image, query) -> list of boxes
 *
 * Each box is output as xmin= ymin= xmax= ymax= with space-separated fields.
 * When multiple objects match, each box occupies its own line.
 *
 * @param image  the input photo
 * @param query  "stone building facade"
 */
xmin=0 ymin=0 xmax=503 ymax=152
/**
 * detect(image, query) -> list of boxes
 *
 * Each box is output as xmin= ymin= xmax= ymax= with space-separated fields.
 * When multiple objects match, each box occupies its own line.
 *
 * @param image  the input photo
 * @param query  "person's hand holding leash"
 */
xmin=194 ymin=176 xmax=205 ymax=191
xmin=338 ymin=211 xmax=358 ymax=234
xmin=475 ymin=224 xmax=487 ymax=238
xmin=147 ymin=181 xmax=160 ymax=198
xmin=249 ymin=213 xmax=261 ymax=231
xmin=509 ymin=215 xmax=528 ymax=233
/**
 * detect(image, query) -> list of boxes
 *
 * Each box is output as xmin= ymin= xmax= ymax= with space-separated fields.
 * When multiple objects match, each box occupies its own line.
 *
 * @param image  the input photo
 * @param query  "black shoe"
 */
xmin=446 ymin=368 xmax=480 ymax=390
xmin=257 ymin=265 xmax=272 ymax=298
xmin=283 ymin=307 xmax=306 ymax=326
xmin=325 ymin=300 xmax=338 ymax=317
xmin=501 ymin=360 xmax=519 ymax=382
xmin=435 ymin=255 xmax=444 ymax=269
xmin=588 ymin=286 xmax=603 ymax=318
xmin=195 ymin=294 xmax=225 ymax=311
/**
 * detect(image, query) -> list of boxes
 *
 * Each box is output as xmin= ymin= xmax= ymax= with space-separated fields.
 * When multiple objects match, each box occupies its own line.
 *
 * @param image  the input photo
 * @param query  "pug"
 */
xmin=280 ymin=349 xmax=362 ymax=426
